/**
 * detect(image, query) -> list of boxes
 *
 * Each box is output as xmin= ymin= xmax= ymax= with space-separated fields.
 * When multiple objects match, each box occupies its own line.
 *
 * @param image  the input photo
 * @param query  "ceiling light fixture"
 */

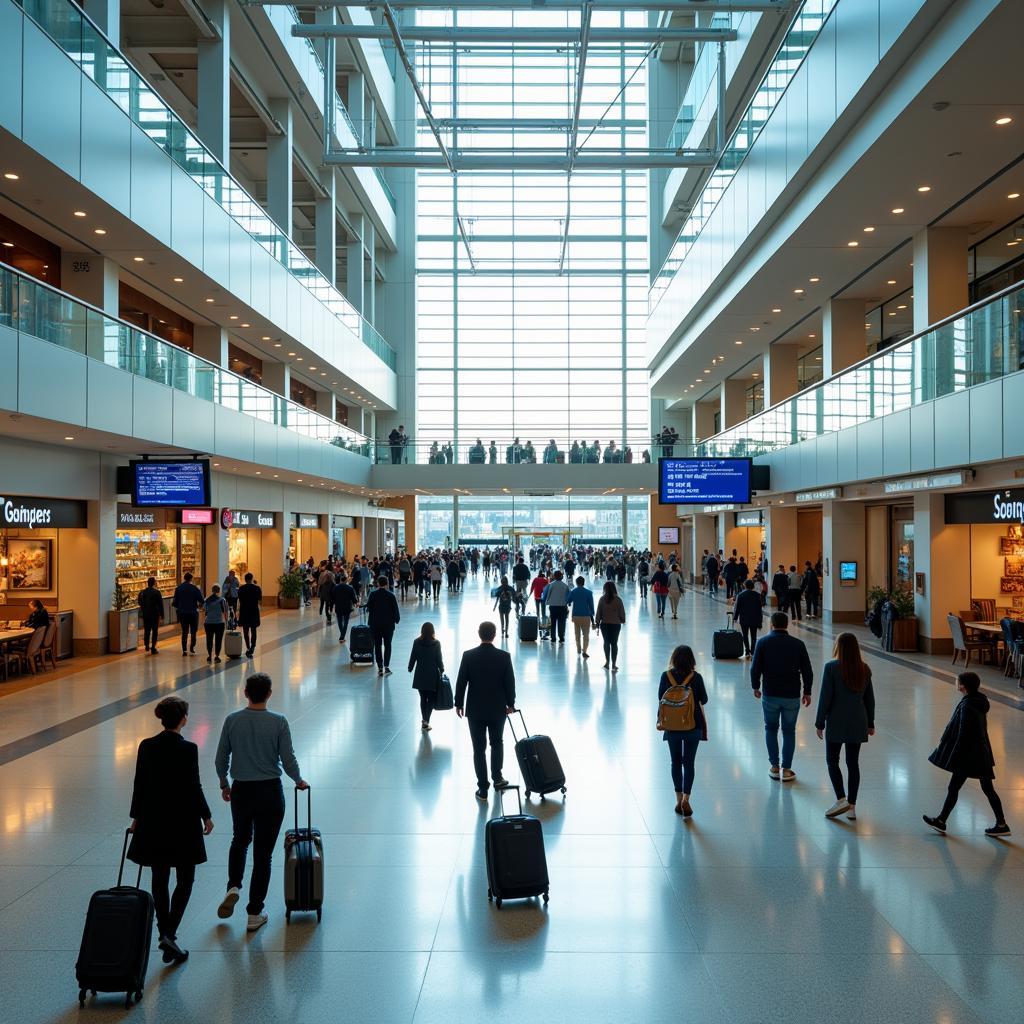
xmin=205 ymin=298 xmax=215 ymax=303
xmin=73 ymin=210 xmax=87 ymax=218
xmin=94 ymin=228 xmax=106 ymax=235
xmin=240 ymin=323 xmax=250 ymax=328
xmin=261 ymin=336 xmax=271 ymax=341
xmin=887 ymin=279 xmax=897 ymax=285
xmin=132 ymin=256 xmax=144 ymax=263
xmin=274 ymin=343 xmax=282 ymax=348
xmin=1009 ymin=193 xmax=1021 ymax=200
xmin=809 ymin=277 xmax=820 ymax=283
xmin=863 ymin=226 xmax=875 ymax=233
xmin=771 ymin=307 xmax=782 ymax=313
xmin=794 ymin=288 xmax=804 ymax=295
xmin=995 ymin=116 xmax=1013 ymax=125
xmin=64 ymin=435 xmax=74 ymax=441
xmin=896 ymin=304 xmax=907 ymax=310
xmin=3 ymin=172 xmax=19 ymax=180
xmin=917 ymin=185 xmax=931 ymax=192
xmin=891 ymin=207 xmax=905 ymax=214
xmin=173 ymin=277 xmax=183 ymax=283
xmin=734 ymin=340 xmax=743 ymax=345
xmin=847 ymin=240 xmax=859 ymax=247
xmin=229 ymin=315 xmax=239 ymax=320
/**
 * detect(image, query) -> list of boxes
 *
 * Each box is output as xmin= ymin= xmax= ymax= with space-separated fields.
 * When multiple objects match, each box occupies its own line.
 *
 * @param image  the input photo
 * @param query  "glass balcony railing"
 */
xmin=665 ymin=14 xmax=731 ymax=153
xmin=0 ymin=266 xmax=375 ymax=458
xmin=371 ymin=438 xmax=674 ymax=466
xmin=16 ymin=0 xmax=397 ymax=371
xmin=699 ymin=283 xmax=1024 ymax=459
xmin=650 ymin=0 xmax=837 ymax=313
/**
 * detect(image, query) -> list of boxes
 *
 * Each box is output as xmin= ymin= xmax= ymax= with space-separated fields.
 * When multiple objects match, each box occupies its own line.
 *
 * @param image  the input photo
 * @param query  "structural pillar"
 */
xmin=364 ymin=220 xmax=377 ymax=324
xmin=315 ymin=169 xmax=337 ymax=285
xmin=267 ymin=98 xmax=294 ymax=238
xmin=720 ymin=378 xmax=747 ymax=429
xmin=821 ymin=501 xmax=865 ymax=623
xmin=197 ymin=0 xmax=231 ymax=166
xmin=763 ymin=344 xmax=799 ymax=406
xmin=913 ymin=491 xmax=969 ymax=653
xmin=823 ymin=298 xmax=867 ymax=378
xmin=347 ymin=71 xmax=366 ymax=141
xmin=346 ymin=215 xmax=365 ymax=313
xmin=263 ymin=361 xmax=290 ymax=400
xmin=765 ymin=505 xmax=797 ymax=599
xmin=316 ymin=390 xmax=336 ymax=420
xmin=912 ymin=226 xmax=968 ymax=334
xmin=192 ymin=325 xmax=229 ymax=367
xmin=692 ymin=401 xmax=716 ymax=442
xmin=61 ymin=252 xmax=119 ymax=361
xmin=84 ymin=0 xmax=120 ymax=48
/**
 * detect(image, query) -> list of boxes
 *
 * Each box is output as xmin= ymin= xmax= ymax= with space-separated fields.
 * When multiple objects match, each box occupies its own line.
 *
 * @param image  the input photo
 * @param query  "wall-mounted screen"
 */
xmin=131 ymin=460 xmax=211 ymax=508
xmin=659 ymin=458 xmax=752 ymax=504
xmin=658 ymin=526 xmax=680 ymax=545
xmin=839 ymin=561 xmax=858 ymax=581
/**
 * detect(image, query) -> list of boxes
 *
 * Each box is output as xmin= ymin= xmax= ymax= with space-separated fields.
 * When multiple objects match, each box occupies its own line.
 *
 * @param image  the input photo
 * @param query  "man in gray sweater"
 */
xmin=214 ymin=673 xmax=308 ymax=932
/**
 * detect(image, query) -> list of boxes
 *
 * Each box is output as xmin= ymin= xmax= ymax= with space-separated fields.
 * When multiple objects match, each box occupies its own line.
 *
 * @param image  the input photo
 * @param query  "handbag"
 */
xmin=434 ymin=672 xmax=454 ymax=712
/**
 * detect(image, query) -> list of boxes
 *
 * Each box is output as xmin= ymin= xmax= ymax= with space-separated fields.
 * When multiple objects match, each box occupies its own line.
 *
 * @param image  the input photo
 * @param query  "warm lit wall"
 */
xmin=650 ymin=503 xmax=682 ymax=556
xmin=381 ymin=495 xmax=415 ymax=552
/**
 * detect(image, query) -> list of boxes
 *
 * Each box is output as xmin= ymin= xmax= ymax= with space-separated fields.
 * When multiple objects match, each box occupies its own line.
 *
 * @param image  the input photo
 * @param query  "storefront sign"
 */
xmin=331 ymin=515 xmax=355 ymax=530
xmin=945 ymin=490 xmax=1024 ymax=525
xmin=883 ymin=471 xmax=966 ymax=494
xmin=735 ymin=510 xmax=764 ymax=527
xmin=0 ymin=495 xmax=87 ymax=529
xmin=117 ymin=505 xmax=166 ymax=529
xmin=221 ymin=508 xmax=234 ymax=530
xmin=233 ymin=510 xmax=276 ymax=529
xmin=296 ymin=513 xmax=321 ymax=529
xmin=180 ymin=508 xmax=215 ymax=525
xmin=701 ymin=504 xmax=736 ymax=514
xmin=795 ymin=487 xmax=842 ymax=503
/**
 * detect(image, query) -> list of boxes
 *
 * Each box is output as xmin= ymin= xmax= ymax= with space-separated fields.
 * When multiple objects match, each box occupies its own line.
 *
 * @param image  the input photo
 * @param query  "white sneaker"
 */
xmin=846 ymin=805 xmax=857 ymax=821
xmin=217 ymin=887 xmax=240 ymax=919
xmin=825 ymin=799 xmax=850 ymax=818
xmin=781 ymin=768 xmax=796 ymax=782
xmin=246 ymin=913 xmax=268 ymax=932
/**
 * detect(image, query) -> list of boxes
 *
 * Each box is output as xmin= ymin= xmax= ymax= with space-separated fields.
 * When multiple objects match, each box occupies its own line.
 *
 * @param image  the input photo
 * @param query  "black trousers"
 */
xmin=467 ymin=716 xmax=505 ymax=789
xmin=241 ymin=623 xmax=258 ymax=653
xmin=151 ymin=863 xmax=196 ymax=940
xmin=787 ymin=590 xmax=803 ymax=620
xmin=806 ymin=592 xmax=820 ymax=617
xmin=142 ymin=617 xmax=161 ymax=650
xmin=432 ymin=580 xmax=441 ymax=599
xmin=337 ymin=611 xmax=351 ymax=641
xmin=600 ymin=623 xmax=621 ymax=664
xmin=419 ymin=690 xmax=436 ymax=723
xmin=825 ymin=741 xmax=861 ymax=803
xmin=372 ymin=627 xmax=394 ymax=669
xmin=205 ymin=622 xmax=225 ymax=657
xmin=178 ymin=613 xmax=198 ymax=652
xmin=227 ymin=779 xmax=286 ymax=915
xmin=939 ymin=772 xmax=1005 ymax=823
xmin=319 ymin=596 xmax=333 ymax=621
xmin=549 ymin=606 xmax=568 ymax=641
xmin=740 ymin=625 xmax=758 ymax=655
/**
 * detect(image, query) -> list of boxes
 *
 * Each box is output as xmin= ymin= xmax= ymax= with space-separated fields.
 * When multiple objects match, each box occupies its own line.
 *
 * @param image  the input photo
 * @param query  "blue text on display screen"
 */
xmin=658 ymin=458 xmax=753 ymax=504
xmin=131 ymin=460 xmax=211 ymax=508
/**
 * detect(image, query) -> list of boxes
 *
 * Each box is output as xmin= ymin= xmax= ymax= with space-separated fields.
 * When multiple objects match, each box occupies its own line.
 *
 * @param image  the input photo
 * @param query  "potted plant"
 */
xmin=277 ymin=568 xmax=303 ymax=609
xmin=888 ymin=584 xmax=919 ymax=651
xmin=108 ymin=581 xmax=139 ymax=654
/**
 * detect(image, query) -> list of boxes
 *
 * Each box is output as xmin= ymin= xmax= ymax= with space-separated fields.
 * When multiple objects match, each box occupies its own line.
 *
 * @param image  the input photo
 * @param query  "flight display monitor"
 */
xmin=658 ymin=457 xmax=753 ymax=505
xmin=131 ymin=459 xmax=211 ymax=508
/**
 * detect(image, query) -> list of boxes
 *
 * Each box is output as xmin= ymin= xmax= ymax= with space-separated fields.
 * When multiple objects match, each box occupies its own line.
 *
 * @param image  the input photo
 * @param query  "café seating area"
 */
xmin=0 ymin=619 xmax=59 ymax=680
xmin=949 ymin=605 xmax=1024 ymax=683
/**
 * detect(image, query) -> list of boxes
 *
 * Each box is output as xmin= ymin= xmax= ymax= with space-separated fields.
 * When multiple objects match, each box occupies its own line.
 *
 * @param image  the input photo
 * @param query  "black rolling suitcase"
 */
xmin=518 ymin=615 xmax=538 ymax=641
xmin=485 ymin=785 xmax=549 ymax=909
xmin=75 ymin=830 xmax=154 ymax=1009
xmin=712 ymin=612 xmax=744 ymax=659
xmin=509 ymin=709 xmax=566 ymax=800
xmin=349 ymin=606 xmax=374 ymax=664
xmin=284 ymin=786 xmax=324 ymax=923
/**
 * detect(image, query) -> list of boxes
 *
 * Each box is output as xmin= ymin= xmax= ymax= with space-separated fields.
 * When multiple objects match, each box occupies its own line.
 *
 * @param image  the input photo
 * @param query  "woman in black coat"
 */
xmin=408 ymin=621 xmax=444 ymax=731
xmin=128 ymin=696 xmax=213 ymax=963
xmin=815 ymin=633 xmax=875 ymax=821
xmin=923 ymin=672 xmax=1010 ymax=837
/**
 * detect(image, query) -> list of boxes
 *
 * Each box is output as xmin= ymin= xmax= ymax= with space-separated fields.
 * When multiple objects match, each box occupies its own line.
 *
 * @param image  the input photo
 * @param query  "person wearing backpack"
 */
xmin=657 ymin=644 xmax=708 ymax=818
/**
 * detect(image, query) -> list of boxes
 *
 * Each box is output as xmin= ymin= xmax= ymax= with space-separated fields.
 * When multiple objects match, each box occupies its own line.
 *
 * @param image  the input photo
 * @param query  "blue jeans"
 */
xmin=761 ymin=695 xmax=801 ymax=769
xmin=655 ymin=592 xmax=667 ymax=615
xmin=666 ymin=729 xmax=702 ymax=793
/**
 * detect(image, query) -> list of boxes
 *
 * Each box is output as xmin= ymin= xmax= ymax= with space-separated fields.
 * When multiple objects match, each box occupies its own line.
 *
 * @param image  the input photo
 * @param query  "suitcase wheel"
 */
xmin=561 ymin=787 xmax=567 ymax=796
xmin=78 ymin=989 xmax=86 ymax=1007
xmin=543 ymin=891 xmax=550 ymax=904
xmin=524 ymin=790 xmax=531 ymax=799
xmin=495 ymin=898 xmax=503 ymax=909
xmin=487 ymin=888 xmax=492 ymax=901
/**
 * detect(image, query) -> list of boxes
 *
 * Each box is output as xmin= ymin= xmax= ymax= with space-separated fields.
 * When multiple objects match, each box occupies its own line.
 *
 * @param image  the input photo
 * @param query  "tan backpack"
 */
xmin=657 ymin=671 xmax=697 ymax=731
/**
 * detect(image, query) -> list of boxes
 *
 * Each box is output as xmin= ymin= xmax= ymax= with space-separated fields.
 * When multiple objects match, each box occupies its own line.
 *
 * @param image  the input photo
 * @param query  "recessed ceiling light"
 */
xmin=204 ymin=298 xmax=215 ymax=304
xmin=261 ymin=336 xmax=271 ymax=341
xmin=1 ymin=242 xmax=12 ymax=249
xmin=63 ymin=435 xmax=74 ymax=441
xmin=794 ymin=288 xmax=804 ymax=295
xmin=320 ymin=372 xmax=327 ymax=376
xmin=995 ymin=116 xmax=1013 ymax=125
xmin=213 ymin=462 xmax=220 ymax=467
xmin=891 ymin=207 xmax=905 ymax=214
xmin=132 ymin=256 xmax=145 ymax=263
xmin=240 ymin=323 xmax=250 ymax=328
xmin=887 ymin=279 xmax=897 ymax=285
xmin=847 ymin=240 xmax=859 ymax=247
xmin=749 ymin=326 xmax=760 ymax=332
xmin=308 ymin=366 xmax=317 ymax=371
xmin=752 ymin=372 xmax=759 ymax=378
xmin=273 ymin=474 xmax=279 ymax=478
xmin=863 ymin=226 xmax=875 ymax=233
xmin=809 ymin=277 xmax=820 ymax=282
xmin=3 ymin=172 xmax=19 ymax=180
xmin=94 ymin=228 xmax=106 ymax=235
xmin=888 ymin=311 xmax=897 ymax=316
xmin=808 ymin=333 xmax=816 ymax=339
xmin=274 ymin=343 xmax=282 ymax=348
xmin=255 ymin=471 xmax=261 ymax=475
xmin=734 ymin=340 xmax=743 ymax=345
xmin=703 ymin=369 xmax=710 ymax=374
xmin=897 ymin=304 xmax=907 ymax=310
xmin=1009 ymin=193 xmax=1021 ymax=200
xmin=73 ymin=210 xmax=87 ymax=217
xmin=917 ymin=185 xmax=931 ymax=192
xmin=771 ymin=307 xmax=782 ymax=313
xmin=288 ymin=352 xmax=296 ymax=356
xmin=1007 ymin=240 xmax=1020 ymax=247
xmin=173 ymin=277 xmax=183 ymax=283
xmin=814 ymin=356 xmax=822 ymax=361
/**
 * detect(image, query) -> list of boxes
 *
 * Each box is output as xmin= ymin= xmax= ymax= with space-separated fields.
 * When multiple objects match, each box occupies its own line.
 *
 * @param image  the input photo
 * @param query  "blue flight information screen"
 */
xmin=658 ymin=458 xmax=752 ymax=504
xmin=132 ymin=460 xmax=210 ymax=507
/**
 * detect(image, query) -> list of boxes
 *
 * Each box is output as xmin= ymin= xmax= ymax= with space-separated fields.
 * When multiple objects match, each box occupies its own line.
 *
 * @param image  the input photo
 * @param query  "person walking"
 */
xmin=128 ymin=696 xmax=213 ymax=965
xmin=750 ymin=611 xmax=813 ymax=781
xmin=815 ymin=632 xmax=875 ymax=821
xmin=172 ymin=572 xmax=204 ymax=657
xmin=366 ymin=575 xmax=401 ymax=675
xmin=492 ymin=575 xmax=516 ymax=638
xmin=317 ymin=565 xmax=336 ymax=625
xmin=637 ymin=557 xmax=650 ymax=600
xmin=651 ymin=564 xmax=670 ymax=618
xmin=512 ymin=555 xmax=531 ymax=604
xmin=656 ymin=645 xmax=709 ymax=817
xmin=236 ymin=572 xmax=262 ymax=658
xmin=771 ymin=564 xmax=789 ymax=613
xmin=202 ymin=585 xmax=229 ymax=663
xmin=388 ymin=425 xmax=406 ymax=465
xmin=398 ymin=554 xmax=412 ymax=599
xmin=567 ymin=576 xmax=596 ymax=658
xmin=137 ymin=576 xmax=164 ymax=655
xmin=530 ymin=569 xmax=550 ymax=620
xmin=802 ymin=561 xmax=821 ymax=619
xmin=923 ymin=671 xmax=1011 ymax=837
xmin=214 ymin=673 xmax=308 ymax=933
xmin=454 ymin=621 xmax=516 ymax=801
xmin=786 ymin=565 xmax=804 ymax=622
xmin=408 ymin=621 xmax=444 ymax=732
xmin=733 ymin=579 xmax=764 ymax=658
xmin=543 ymin=570 xmax=571 ymax=644
xmin=222 ymin=569 xmax=240 ymax=618
xmin=667 ymin=563 xmax=685 ymax=619
xmin=332 ymin=572 xmax=358 ymax=644
xmin=429 ymin=560 xmax=443 ymax=600
xmin=595 ymin=581 xmax=626 ymax=671
xmin=704 ymin=552 xmax=720 ymax=597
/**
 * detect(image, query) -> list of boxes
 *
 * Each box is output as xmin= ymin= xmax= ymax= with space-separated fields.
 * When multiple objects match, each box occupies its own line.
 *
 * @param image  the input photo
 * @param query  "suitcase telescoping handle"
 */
xmin=117 ymin=828 xmax=144 ymax=888
xmin=496 ymin=783 xmax=523 ymax=817
xmin=506 ymin=707 xmax=527 ymax=744
xmin=294 ymin=784 xmax=312 ymax=835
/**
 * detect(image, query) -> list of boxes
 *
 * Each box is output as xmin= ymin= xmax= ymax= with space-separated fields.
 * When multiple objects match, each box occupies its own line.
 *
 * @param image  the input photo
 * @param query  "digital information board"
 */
xmin=132 ymin=460 xmax=211 ymax=508
xmin=658 ymin=526 xmax=680 ymax=545
xmin=659 ymin=458 xmax=752 ymax=505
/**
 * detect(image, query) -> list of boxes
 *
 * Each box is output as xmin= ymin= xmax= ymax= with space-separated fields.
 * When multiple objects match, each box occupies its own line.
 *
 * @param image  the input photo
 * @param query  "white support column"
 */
xmin=691 ymin=514 xmax=716 ymax=583
xmin=263 ymin=361 xmax=291 ymax=400
xmin=823 ymin=298 xmax=866 ymax=378
xmin=691 ymin=401 xmax=716 ymax=442
xmin=720 ymin=378 xmax=746 ymax=429
xmin=346 ymin=215 xmax=365 ymax=313
xmin=192 ymin=325 xmax=228 ymax=367
xmin=763 ymin=344 xmax=798 ymax=406
xmin=912 ymin=226 xmax=969 ymax=334
xmin=316 ymin=390 xmax=337 ymax=420
xmin=765 ymin=505 xmax=797 ymax=603
xmin=84 ymin=0 xmax=120 ymax=48
xmin=913 ymin=491 xmax=969 ymax=653
xmin=60 ymin=252 xmax=119 ymax=361
xmin=364 ymin=220 xmax=377 ymax=324
xmin=197 ymin=0 xmax=231 ymax=166
xmin=267 ymin=98 xmax=294 ymax=238
xmin=315 ymin=169 xmax=337 ymax=285
xmin=821 ymin=501 xmax=865 ymax=623
xmin=347 ymin=71 xmax=366 ymax=140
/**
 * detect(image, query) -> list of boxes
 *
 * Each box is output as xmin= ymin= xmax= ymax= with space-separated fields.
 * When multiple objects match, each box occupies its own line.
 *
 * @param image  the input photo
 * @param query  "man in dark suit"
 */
xmin=733 ymin=579 xmax=764 ymax=658
xmin=365 ymin=576 xmax=401 ymax=675
xmin=455 ymin=621 xmax=517 ymax=801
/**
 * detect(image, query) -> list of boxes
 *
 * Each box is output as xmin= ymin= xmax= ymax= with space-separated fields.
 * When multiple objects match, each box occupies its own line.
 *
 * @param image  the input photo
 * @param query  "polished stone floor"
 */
xmin=1 ymin=573 xmax=1022 ymax=1023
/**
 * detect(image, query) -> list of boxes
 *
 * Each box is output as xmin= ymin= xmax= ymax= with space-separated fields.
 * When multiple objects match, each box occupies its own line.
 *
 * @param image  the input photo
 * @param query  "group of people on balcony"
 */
xmin=429 ymin=438 xmax=656 ymax=465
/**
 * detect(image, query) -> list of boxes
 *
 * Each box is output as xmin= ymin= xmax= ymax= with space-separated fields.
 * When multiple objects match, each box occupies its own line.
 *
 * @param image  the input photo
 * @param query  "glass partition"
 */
xmin=16 ymin=0 xmax=396 ymax=370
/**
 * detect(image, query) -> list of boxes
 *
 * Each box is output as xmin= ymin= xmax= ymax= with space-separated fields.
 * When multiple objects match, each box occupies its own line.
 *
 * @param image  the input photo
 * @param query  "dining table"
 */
xmin=0 ymin=627 xmax=34 ymax=679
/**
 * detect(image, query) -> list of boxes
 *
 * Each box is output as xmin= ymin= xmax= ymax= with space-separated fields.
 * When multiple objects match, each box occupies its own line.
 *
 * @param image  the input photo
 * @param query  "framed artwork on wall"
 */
xmin=1005 ymin=556 xmax=1024 ymax=578
xmin=1001 ymin=576 xmax=1024 ymax=594
xmin=1001 ymin=538 xmax=1024 ymax=555
xmin=7 ymin=539 xmax=52 ymax=591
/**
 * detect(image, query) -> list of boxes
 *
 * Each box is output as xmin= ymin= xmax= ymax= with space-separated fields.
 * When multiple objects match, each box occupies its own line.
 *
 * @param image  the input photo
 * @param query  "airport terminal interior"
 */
xmin=2 ymin=0 xmax=1024 ymax=1020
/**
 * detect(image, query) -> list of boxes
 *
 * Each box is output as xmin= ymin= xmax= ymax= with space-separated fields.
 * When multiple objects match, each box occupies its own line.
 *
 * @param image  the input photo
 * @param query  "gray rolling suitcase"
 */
xmin=284 ymin=786 xmax=324 ymax=923
xmin=224 ymin=626 xmax=243 ymax=659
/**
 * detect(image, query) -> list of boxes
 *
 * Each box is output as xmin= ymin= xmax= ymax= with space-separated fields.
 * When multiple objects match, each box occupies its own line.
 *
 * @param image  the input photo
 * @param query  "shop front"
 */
xmin=227 ymin=509 xmax=276 ymax=583
xmin=0 ymin=493 xmax=85 ymax=658
xmin=329 ymin=515 xmax=355 ymax=561
xmin=288 ymin=513 xmax=325 ymax=567
xmin=733 ymin=510 xmax=766 ymax=573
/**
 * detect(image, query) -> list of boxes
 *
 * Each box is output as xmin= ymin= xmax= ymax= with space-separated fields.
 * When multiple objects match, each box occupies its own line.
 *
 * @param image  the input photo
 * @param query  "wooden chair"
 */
xmin=948 ymin=614 xmax=990 ymax=668
xmin=959 ymin=609 xmax=979 ymax=622
xmin=971 ymin=598 xmax=997 ymax=622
